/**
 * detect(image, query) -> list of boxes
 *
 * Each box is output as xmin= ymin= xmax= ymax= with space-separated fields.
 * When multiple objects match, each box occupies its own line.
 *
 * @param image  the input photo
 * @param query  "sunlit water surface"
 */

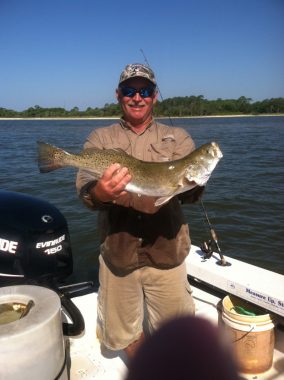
xmin=0 ymin=116 xmax=283 ymax=284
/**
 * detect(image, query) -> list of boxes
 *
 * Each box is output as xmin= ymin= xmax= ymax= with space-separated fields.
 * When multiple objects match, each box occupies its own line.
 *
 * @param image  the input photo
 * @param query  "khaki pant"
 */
xmin=97 ymin=255 xmax=195 ymax=350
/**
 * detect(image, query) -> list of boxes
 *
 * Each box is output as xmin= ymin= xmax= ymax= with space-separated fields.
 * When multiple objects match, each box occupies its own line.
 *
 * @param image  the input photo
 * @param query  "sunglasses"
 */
xmin=119 ymin=86 xmax=156 ymax=98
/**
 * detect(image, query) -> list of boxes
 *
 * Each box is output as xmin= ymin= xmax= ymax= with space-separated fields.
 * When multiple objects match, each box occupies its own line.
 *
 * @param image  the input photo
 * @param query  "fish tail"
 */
xmin=37 ymin=141 xmax=66 ymax=173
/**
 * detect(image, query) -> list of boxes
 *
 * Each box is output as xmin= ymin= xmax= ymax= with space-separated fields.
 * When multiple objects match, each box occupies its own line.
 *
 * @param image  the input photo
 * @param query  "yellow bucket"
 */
xmin=222 ymin=295 xmax=275 ymax=374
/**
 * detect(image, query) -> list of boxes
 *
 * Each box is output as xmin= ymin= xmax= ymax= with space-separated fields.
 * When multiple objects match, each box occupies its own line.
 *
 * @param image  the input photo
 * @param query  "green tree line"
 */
xmin=1 ymin=96 xmax=284 ymax=118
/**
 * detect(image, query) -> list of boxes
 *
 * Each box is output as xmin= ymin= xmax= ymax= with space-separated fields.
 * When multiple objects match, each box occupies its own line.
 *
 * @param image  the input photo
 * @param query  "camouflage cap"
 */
xmin=118 ymin=63 xmax=156 ymax=86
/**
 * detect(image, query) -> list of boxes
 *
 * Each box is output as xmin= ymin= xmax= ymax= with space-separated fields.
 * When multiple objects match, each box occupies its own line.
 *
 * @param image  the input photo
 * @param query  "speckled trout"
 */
xmin=37 ymin=141 xmax=223 ymax=206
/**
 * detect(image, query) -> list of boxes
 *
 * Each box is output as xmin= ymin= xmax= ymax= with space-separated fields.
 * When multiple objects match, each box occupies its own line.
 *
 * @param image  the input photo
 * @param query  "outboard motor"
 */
xmin=0 ymin=190 xmax=72 ymax=284
xmin=0 ymin=191 xmax=87 ymax=380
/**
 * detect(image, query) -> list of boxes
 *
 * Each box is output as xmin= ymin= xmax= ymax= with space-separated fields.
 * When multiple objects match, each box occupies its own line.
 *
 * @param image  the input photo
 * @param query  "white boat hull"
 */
xmin=66 ymin=245 xmax=284 ymax=380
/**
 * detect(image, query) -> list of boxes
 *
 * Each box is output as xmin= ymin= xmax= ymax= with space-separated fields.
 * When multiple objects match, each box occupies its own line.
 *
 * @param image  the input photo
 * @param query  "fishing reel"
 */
xmin=201 ymin=226 xmax=220 ymax=260
xmin=201 ymin=239 xmax=215 ymax=259
xmin=201 ymin=237 xmax=228 ymax=266
xmin=201 ymin=234 xmax=230 ymax=266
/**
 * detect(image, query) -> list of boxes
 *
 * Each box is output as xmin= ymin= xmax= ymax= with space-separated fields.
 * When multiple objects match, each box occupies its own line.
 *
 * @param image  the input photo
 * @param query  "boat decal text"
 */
xmin=245 ymin=287 xmax=284 ymax=313
xmin=0 ymin=237 xmax=18 ymax=254
xmin=36 ymin=234 xmax=65 ymax=255
xmin=227 ymin=280 xmax=284 ymax=317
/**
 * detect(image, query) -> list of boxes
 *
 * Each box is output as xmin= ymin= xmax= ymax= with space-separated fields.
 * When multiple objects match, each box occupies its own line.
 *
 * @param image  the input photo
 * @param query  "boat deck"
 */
xmin=68 ymin=284 xmax=284 ymax=380
xmin=67 ymin=245 xmax=284 ymax=379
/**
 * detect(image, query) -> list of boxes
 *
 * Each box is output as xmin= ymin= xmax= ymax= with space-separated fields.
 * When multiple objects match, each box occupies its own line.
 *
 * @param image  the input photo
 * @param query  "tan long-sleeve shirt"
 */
xmin=76 ymin=120 xmax=200 ymax=276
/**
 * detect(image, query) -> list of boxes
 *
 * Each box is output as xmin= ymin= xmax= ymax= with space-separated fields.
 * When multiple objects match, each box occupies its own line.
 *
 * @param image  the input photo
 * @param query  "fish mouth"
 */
xmin=217 ymin=150 xmax=223 ymax=158
xmin=211 ymin=142 xmax=223 ymax=158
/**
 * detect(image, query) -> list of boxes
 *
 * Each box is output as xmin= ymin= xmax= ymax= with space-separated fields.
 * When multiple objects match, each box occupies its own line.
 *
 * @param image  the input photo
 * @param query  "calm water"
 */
xmin=0 ymin=116 xmax=284 ymax=283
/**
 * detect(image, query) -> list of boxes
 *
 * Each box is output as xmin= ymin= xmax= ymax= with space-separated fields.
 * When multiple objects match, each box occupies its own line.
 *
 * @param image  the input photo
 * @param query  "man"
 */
xmin=76 ymin=63 xmax=203 ymax=359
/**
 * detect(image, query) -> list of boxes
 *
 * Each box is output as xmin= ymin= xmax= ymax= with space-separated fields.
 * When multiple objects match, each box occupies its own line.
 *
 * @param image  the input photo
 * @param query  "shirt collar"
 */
xmin=119 ymin=117 xmax=155 ymax=135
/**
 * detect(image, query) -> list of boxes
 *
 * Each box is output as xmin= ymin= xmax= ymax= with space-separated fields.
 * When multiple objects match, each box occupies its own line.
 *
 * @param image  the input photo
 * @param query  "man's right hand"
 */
xmin=90 ymin=163 xmax=132 ymax=203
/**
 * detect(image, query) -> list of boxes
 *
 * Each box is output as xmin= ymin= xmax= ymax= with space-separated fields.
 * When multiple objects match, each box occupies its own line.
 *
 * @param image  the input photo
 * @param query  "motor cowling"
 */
xmin=0 ymin=191 xmax=73 ymax=285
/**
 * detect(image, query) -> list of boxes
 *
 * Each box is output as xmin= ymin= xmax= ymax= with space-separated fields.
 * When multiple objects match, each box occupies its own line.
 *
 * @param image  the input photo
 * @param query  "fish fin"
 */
xmin=37 ymin=141 xmax=65 ymax=173
xmin=154 ymin=180 xmax=197 ymax=206
xmin=110 ymin=148 xmax=130 ymax=156
xmin=154 ymin=195 xmax=176 ymax=206
xmin=154 ymin=180 xmax=185 ymax=206
xmin=84 ymin=147 xmax=130 ymax=157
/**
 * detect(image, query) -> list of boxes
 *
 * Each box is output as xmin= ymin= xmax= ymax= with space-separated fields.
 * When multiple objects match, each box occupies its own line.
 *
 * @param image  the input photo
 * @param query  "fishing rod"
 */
xmin=140 ymin=49 xmax=228 ymax=267
xmin=140 ymin=49 xmax=175 ymax=128
xmin=200 ymin=200 xmax=228 ymax=266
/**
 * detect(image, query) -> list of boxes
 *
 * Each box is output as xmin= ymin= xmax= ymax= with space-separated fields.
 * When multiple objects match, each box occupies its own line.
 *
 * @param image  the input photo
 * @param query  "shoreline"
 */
xmin=0 ymin=114 xmax=283 ymax=121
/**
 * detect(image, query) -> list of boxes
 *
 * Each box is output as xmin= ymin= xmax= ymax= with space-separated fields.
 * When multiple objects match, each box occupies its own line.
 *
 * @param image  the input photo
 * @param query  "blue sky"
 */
xmin=1 ymin=0 xmax=283 ymax=111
